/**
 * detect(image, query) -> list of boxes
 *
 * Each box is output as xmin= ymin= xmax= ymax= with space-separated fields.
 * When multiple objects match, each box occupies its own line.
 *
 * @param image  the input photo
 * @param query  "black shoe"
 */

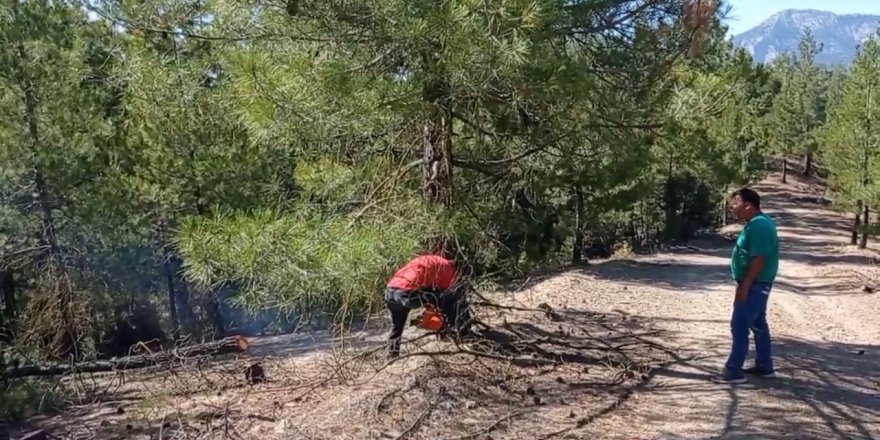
xmin=388 ymin=341 xmax=401 ymax=360
xmin=743 ymin=366 xmax=776 ymax=378
xmin=711 ymin=372 xmax=747 ymax=384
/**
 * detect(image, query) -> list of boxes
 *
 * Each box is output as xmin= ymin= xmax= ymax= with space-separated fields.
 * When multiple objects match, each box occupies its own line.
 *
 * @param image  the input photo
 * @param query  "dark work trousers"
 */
xmin=385 ymin=287 xmax=454 ymax=357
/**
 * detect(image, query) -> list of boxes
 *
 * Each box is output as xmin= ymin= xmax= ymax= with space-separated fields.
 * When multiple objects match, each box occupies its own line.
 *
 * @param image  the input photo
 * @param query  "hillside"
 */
xmin=11 ymin=175 xmax=879 ymax=439
xmin=733 ymin=9 xmax=880 ymax=65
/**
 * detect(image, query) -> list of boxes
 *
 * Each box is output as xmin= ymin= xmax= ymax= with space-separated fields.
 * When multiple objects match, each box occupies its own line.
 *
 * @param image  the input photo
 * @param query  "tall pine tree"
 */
xmin=823 ymin=35 xmax=880 ymax=248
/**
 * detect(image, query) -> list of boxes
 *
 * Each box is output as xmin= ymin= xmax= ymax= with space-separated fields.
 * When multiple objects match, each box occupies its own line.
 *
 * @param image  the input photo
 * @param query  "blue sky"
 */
xmin=724 ymin=0 xmax=880 ymax=35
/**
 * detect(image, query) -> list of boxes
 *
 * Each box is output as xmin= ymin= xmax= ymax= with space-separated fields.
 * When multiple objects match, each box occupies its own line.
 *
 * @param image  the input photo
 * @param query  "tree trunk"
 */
xmin=859 ymin=87 xmax=872 ymax=249
xmin=781 ymin=159 xmax=788 ymax=184
xmin=176 ymin=273 xmax=201 ymax=340
xmin=662 ymin=176 xmax=678 ymax=241
xmin=204 ymin=295 xmax=226 ymax=339
xmin=422 ymin=104 xmax=454 ymax=207
xmin=859 ymin=204 xmax=870 ymax=249
xmin=803 ymin=151 xmax=813 ymax=176
xmin=572 ymin=186 xmax=585 ymax=264
xmin=5 ymin=335 xmax=250 ymax=378
xmin=0 ymin=270 xmax=13 ymax=343
xmin=627 ymin=212 xmax=636 ymax=237
xmin=18 ymin=41 xmax=79 ymax=359
xmin=540 ymin=211 xmax=558 ymax=258
xmin=1 ymin=270 xmax=15 ymax=319
xmin=851 ymin=200 xmax=863 ymax=245
xmin=163 ymin=257 xmax=180 ymax=339
xmin=721 ymin=196 xmax=728 ymax=227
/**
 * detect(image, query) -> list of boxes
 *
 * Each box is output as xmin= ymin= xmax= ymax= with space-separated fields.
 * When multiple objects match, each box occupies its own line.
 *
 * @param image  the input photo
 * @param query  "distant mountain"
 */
xmin=732 ymin=9 xmax=880 ymax=66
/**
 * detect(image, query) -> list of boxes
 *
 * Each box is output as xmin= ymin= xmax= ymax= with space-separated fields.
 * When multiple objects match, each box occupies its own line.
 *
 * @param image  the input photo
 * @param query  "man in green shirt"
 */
xmin=714 ymin=188 xmax=779 ymax=384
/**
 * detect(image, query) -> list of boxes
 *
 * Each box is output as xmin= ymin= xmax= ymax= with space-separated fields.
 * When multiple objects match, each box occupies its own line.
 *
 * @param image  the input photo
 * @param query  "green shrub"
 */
xmin=0 ymin=378 xmax=69 ymax=422
xmin=176 ymin=200 xmax=446 ymax=322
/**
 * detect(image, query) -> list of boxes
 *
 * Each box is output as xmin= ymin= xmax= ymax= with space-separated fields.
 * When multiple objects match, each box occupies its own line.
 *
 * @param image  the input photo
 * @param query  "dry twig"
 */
xmin=444 ymin=412 xmax=524 ymax=440
xmin=393 ymin=401 xmax=438 ymax=440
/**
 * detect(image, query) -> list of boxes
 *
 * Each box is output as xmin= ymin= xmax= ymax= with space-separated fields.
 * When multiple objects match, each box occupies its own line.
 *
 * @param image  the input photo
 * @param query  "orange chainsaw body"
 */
xmin=415 ymin=306 xmax=445 ymax=331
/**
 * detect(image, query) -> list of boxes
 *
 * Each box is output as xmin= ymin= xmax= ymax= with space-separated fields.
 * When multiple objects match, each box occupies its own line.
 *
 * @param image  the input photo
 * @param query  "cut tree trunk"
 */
xmin=852 ymin=200 xmax=863 ymax=246
xmin=4 ymin=335 xmax=250 ymax=378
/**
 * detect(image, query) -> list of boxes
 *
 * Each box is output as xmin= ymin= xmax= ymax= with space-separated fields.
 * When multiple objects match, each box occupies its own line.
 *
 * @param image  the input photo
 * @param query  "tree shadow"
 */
xmin=578 ymin=244 xmax=876 ymax=297
xmin=773 ymin=277 xmax=876 ymax=297
xmin=643 ymin=335 xmax=880 ymax=440
xmin=582 ymin=260 xmax=733 ymax=293
xmin=469 ymin=305 xmax=670 ymax=367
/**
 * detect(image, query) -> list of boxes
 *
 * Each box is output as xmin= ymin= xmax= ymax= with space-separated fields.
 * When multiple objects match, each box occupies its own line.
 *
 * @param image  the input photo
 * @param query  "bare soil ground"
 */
xmin=8 ymin=173 xmax=880 ymax=440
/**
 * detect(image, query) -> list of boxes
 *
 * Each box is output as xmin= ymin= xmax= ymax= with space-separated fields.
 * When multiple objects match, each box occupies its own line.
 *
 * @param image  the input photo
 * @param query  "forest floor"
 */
xmin=9 ymin=172 xmax=880 ymax=440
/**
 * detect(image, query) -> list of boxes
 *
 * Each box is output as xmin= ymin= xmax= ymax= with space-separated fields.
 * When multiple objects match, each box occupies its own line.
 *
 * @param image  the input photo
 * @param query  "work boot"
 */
xmin=388 ymin=339 xmax=401 ymax=359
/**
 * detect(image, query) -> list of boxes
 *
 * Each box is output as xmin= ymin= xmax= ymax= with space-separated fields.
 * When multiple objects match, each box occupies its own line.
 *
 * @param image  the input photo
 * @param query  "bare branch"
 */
xmin=444 ymin=412 xmax=524 ymax=440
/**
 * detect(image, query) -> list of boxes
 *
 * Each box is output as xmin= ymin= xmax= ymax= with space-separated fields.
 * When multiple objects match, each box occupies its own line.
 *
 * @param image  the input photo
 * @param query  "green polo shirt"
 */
xmin=731 ymin=213 xmax=779 ymax=284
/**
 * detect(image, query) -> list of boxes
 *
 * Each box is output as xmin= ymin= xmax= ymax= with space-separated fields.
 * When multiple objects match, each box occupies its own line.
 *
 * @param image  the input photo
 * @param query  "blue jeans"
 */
xmin=725 ymin=282 xmax=774 ymax=377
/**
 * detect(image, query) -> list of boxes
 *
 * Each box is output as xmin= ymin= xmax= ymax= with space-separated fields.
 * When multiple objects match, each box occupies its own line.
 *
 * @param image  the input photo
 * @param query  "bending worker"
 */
xmin=384 ymin=249 xmax=470 ymax=358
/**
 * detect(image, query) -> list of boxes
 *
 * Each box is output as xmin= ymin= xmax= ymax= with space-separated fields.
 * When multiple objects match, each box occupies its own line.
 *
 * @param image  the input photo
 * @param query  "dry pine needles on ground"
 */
xmin=14 ymin=291 xmax=683 ymax=440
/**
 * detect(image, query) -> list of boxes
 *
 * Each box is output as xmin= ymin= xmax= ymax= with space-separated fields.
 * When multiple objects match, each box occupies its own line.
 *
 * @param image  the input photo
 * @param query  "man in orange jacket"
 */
xmin=384 ymin=250 xmax=471 ymax=358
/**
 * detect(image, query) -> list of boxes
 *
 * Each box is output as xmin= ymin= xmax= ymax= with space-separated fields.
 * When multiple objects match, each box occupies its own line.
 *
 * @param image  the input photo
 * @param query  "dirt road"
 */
xmin=535 ymin=174 xmax=880 ymax=439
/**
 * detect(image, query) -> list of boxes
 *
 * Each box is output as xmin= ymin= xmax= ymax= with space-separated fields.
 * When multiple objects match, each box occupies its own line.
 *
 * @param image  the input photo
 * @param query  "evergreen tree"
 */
xmin=823 ymin=35 xmax=880 ymax=248
xmin=767 ymin=30 xmax=826 ymax=181
xmin=0 ymin=0 xmax=112 ymax=358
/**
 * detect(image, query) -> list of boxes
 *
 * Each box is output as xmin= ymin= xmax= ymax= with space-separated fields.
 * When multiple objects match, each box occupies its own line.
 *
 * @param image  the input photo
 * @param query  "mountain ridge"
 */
xmin=732 ymin=9 xmax=880 ymax=65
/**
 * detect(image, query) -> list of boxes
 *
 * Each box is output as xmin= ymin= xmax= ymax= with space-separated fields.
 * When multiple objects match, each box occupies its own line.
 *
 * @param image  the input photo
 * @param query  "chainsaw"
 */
xmin=409 ymin=305 xmax=446 ymax=332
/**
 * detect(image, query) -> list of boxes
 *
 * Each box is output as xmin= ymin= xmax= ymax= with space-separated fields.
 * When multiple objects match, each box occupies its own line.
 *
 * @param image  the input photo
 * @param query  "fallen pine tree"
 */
xmin=3 ymin=335 xmax=250 ymax=378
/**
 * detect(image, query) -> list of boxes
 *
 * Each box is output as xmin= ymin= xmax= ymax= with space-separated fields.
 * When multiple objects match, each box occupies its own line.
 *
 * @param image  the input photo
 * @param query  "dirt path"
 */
xmin=529 ymin=174 xmax=880 ymax=439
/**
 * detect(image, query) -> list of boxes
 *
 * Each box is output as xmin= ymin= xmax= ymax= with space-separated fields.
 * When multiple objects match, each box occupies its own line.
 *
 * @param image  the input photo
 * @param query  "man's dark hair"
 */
xmin=732 ymin=187 xmax=761 ymax=209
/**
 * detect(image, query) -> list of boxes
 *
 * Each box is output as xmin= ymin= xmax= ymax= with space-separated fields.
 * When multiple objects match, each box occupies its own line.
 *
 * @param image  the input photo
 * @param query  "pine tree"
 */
xmin=0 ymin=0 xmax=111 ymax=358
xmin=767 ymin=30 xmax=826 ymax=181
xmin=823 ymin=35 xmax=880 ymax=248
xmin=793 ymin=31 xmax=826 ymax=176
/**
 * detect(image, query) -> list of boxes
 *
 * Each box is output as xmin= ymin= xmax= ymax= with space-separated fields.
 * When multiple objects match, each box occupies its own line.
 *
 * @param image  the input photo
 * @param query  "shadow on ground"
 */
xmin=581 ymin=258 xmax=875 ymax=298
xmin=642 ymin=335 xmax=879 ymax=440
xmin=584 ymin=260 xmax=732 ymax=292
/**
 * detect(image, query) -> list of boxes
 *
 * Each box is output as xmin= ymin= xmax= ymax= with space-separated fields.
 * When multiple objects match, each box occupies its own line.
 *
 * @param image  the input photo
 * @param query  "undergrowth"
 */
xmin=0 ymin=378 xmax=69 ymax=422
